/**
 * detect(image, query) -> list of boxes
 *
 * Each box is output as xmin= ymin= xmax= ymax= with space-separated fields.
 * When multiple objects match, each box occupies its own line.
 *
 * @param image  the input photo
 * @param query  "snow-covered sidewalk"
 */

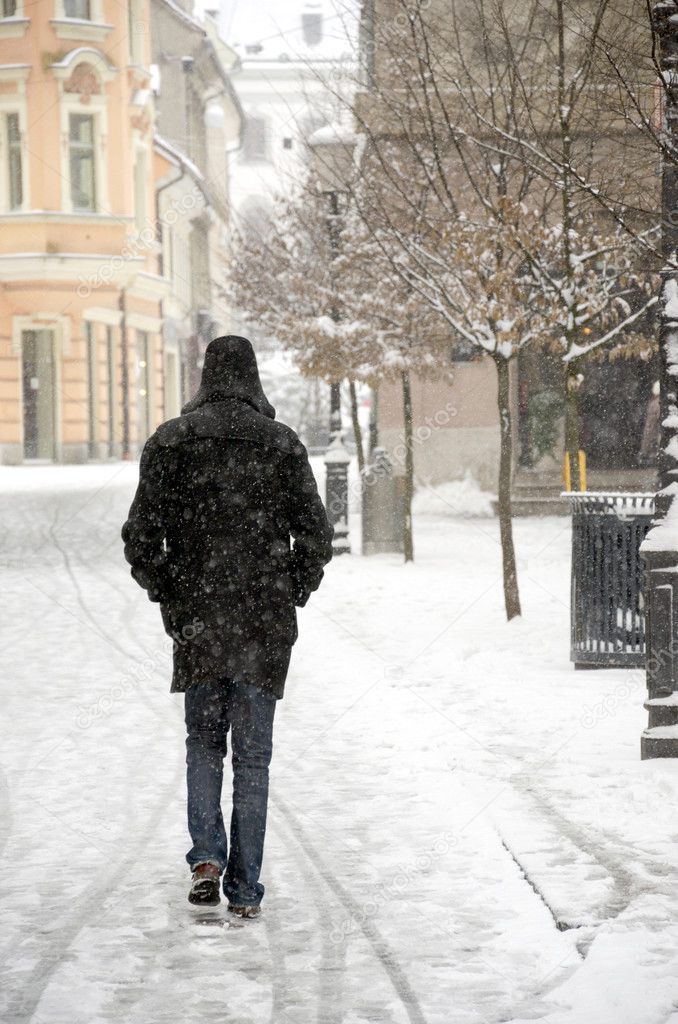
xmin=2 ymin=464 xmax=678 ymax=1024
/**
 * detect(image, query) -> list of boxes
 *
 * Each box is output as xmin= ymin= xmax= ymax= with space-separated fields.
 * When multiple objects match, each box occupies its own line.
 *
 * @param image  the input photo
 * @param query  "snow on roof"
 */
xmin=307 ymin=122 xmax=357 ymax=146
xmin=210 ymin=0 xmax=356 ymax=64
xmin=158 ymin=0 xmax=206 ymax=35
xmin=154 ymin=132 xmax=208 ymax=191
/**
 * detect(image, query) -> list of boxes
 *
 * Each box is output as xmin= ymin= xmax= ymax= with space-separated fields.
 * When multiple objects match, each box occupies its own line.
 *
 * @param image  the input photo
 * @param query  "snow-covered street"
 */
xmin=3 ymin=464 xmax=678 ymax=1024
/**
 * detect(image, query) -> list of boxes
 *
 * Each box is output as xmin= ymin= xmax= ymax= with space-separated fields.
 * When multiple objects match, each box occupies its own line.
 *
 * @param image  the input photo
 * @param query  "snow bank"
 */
xmin=0 ymin=462 xmax=138 ymax=494
xmin=412 ymin=472 xmax=495 ymax=518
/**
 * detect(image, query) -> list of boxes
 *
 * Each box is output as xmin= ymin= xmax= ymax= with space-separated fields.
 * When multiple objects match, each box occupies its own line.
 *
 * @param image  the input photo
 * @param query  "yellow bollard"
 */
xmin=578 ymin=450 xmax=587 ymax=491
xmin=563 ymin=450 xmax=587 ymax=491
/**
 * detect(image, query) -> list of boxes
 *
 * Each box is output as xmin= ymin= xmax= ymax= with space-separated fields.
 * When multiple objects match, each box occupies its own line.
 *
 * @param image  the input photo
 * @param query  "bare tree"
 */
xmin=227 ymin=186 xmax=449 ymax=562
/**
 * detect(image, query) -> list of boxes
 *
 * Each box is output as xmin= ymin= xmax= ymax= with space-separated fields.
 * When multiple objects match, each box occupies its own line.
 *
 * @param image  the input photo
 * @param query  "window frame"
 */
xmin=64 ymin=0 xmax=91 ymax=18
xmin=55 ymin=0 xmax=103 ymax=21
xmin=68 ymin=111 xmax=97 ymax=212
xmin=6 ymin=111 xmax=22 ymax=210
xmin=0 ymin=103 xmax=28 ymax=213
xmin=59 ymin=91 xmax=108 ymax=214
xmin=241 ymin=114 xmax=270 ymax=164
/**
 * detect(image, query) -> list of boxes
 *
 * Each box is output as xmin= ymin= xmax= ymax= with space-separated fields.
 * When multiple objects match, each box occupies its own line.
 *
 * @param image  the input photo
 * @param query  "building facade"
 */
xmin=357 ymin=0 xmax=658 ymax=500
xmin=150 ymin=1 xmax=242 ymax=405
xmin=0 ymin=0 xmax=169 ymax=463
xmin=219 ymin=0 xmax=355 ymax=442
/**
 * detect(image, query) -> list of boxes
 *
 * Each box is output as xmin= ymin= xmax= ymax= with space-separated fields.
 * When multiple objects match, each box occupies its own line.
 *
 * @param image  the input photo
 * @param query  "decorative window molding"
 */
xmin=52 ymin=0 xmax=112 ymax=42
xmin=0 ymin=252 xmax=144 ymax=285
xmin=0 ymin=64 xmax=30 ymax=86
xmin=53 ymin=53 xmax=112 ymax=214
xmin=50 ymin=47 xmax=116 ymax=84
xmin=0 ymin=211 xmax=133 ymax=223
xmin=0 ymin=3 xmax=29 ymax=39
xmin=127 ymin=271 xmax=171 ymax=303
xmin=50 ymin=20 xmax=114 ymax=42
xmin=82 ymin=306 xmax=123 ymax=327
xmin=126 ymin=312 xmax=162 ymax=333
xmin=12 ymin=314 xmax=71 ymax=358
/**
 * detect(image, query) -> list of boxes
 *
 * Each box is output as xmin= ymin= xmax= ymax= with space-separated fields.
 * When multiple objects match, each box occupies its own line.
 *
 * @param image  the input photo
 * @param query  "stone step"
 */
xmin=641 ymin=726 xmax=678 ymax=759
xmin=493 ymin=494 xmax=570 ymax=517
xmin=514 ymin=469 xmax=657 ymax=491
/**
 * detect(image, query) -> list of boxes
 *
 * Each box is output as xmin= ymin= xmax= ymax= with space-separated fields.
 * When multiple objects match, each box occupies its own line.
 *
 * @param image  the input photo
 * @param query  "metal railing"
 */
xmin=567 ymin=492 xmax=655 ymax=669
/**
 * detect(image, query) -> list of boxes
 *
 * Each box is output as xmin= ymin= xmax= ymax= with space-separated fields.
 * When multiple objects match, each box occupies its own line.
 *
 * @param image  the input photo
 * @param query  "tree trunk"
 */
xmin=401 ymin=370 xmax=414 ymax=563
xmin=369 ymin=385 xmax=379 ymax=457
xmin=348 ymin=379 xmax=365 ymax=474
xmin=564 ymin=362 xmax=582 ymax=491
xmin=494 ymin=355 xmax=521 ymax=620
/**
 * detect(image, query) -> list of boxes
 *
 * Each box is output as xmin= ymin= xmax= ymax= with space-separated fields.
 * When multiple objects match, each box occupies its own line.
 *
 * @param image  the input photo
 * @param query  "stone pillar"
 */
xmin=641 ymin=1 xmax=678 ymax=757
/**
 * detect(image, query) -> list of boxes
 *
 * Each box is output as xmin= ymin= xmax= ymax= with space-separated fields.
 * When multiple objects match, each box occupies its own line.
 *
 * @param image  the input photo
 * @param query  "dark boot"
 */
xmin=188 ymin=862 xmax=221 ymax=906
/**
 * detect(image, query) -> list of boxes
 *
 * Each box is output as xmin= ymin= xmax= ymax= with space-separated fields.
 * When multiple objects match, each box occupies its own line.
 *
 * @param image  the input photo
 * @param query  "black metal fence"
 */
xmin=568 ymin=492 xmax=655 ymax=668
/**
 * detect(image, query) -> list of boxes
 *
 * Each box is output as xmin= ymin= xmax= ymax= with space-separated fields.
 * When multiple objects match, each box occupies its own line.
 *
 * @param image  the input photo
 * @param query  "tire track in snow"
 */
xmin=451 ymin=760 xmax=635 ymax=931
xmin=512 ymin=779 xmax=635 ymax=915
xmin=268 ymin=811 xmax=349 ymax=1024
xmin=1 ymin=512 xmax=184 ymax=1023
xmin=4 ymin=760 xmax=182 ymax=1024
xmin=0 ymin=760 xmax=12 ymax=863
xmin=49 ymin=516 xmax=179 ymax=737
xmin=273 ymin=793 xmax=428 ymax=1024
xmin=71 ymin=542 xmax=295 ymax=1024
xmin=46 ymin=485 xmax=418 ymax=1022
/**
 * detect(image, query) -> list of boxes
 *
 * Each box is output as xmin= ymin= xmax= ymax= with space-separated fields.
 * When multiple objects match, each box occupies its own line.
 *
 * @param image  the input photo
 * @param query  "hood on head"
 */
xmin=181 ymin=335 xmax=275 ymax=419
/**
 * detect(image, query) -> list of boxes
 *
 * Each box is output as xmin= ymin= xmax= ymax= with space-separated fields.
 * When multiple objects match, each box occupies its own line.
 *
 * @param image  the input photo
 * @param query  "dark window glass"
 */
xmin=64 ymin=0 xmax=91 ymax=19
xmin=69 ymin=113 xmax=96 ymax=211
xmin=242 ymin=116 xmax=269 ymax=163
xmin=7 ymin=113 xmax=22 ymax=209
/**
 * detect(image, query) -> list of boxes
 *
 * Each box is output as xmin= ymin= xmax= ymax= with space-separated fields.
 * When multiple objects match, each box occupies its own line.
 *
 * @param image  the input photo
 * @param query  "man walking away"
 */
xmin=122 ymin=336 xmax=333 ymax=917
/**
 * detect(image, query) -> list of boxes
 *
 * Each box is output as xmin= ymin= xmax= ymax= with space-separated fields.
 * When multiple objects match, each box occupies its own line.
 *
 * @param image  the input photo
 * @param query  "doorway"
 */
xmin=22 ymin=330 xmax=57 ymax=461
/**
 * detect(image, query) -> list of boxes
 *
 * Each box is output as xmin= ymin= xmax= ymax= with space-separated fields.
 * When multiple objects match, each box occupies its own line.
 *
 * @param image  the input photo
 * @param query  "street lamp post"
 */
xmin=308 ymin=125 xmax=357 ymax=556
xmin=641 ymin=1 xmax=678 ymax=758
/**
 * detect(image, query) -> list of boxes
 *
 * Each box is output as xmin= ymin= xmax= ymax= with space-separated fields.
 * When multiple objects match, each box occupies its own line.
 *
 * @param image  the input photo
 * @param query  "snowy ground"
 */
xmin=3 ymin=462 xmax=678 ymax=1024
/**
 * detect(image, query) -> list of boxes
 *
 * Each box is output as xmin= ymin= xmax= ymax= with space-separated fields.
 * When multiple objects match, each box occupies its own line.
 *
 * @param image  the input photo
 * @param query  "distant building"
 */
xmin=150 ymin=0 xmax=243 ymax=406
xmin=224 ymin=0 xmax=353 ymax=227
xmin=0 ymin=0 xmax=169 ymax=463
xmin=220 ymin=0 xmax=355 ymax=441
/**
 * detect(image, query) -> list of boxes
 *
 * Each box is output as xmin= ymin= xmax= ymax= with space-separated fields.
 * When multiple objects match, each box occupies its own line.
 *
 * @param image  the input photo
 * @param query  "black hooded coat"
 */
xmin=121 ymin=336 xmax=334 ymax=698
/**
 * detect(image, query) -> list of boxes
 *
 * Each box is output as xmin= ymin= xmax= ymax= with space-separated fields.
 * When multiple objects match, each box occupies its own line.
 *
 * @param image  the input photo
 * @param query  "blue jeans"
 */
xmin=184 ymin=677 xmax=277 ymax=907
